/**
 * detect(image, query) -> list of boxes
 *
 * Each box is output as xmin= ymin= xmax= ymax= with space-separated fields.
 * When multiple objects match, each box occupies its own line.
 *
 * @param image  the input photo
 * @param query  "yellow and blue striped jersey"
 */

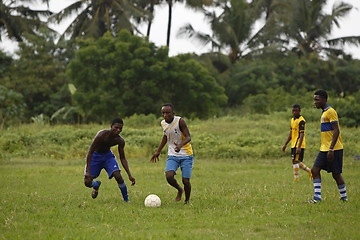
xmin=320 ymin=105 xmax=343 ymax=151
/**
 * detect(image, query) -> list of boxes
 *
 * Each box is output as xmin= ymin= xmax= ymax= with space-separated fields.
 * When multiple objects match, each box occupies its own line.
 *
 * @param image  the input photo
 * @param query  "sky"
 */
xmin=1 ymin=0 xmax=359 ymax=58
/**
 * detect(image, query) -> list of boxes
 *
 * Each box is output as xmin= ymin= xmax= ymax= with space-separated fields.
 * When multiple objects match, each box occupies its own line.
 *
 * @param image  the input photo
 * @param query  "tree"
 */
xmin=9 ymin=29 xmax=70 ymax=119
xmin=50 ymin=0 xmax=149 ymax=40
xmin=0 ymin=85 xmax=25 ymax=129
xmin=165 ymin=0 xmax=213 ymax=47
xmin=178 ymin=0 xmax=261 ymax=63
xmin=67 ymin=30 xmax=227 ymax=122
xmin=0 ymin=0 xmax=52 ymax=42
xmin=265 ymin=0 xmax=360 ymax=57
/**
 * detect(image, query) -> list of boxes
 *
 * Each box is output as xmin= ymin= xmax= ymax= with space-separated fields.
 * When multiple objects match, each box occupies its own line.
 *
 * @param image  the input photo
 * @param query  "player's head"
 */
xmin=314 ymin=90 xmax=328 ymax=101
xmin=161 ymin=103 xmax=175 ymax=123
xmin=112 ymin=118 xmax=123 ymax=125
xmin=314 ymin=90 xmax=328 ymax=109
xmin=111 ymin=118 xmax=123 ymax=134
xmin=162 ymin=103 xmax=174 ymax=111
xmin=292 ymin=104 xmax=301 ymax=118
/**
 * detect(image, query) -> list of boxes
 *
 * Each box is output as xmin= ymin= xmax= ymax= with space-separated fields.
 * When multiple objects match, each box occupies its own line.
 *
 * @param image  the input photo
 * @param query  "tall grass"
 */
xmin=1 ymin=113 xmax=359 ymax=239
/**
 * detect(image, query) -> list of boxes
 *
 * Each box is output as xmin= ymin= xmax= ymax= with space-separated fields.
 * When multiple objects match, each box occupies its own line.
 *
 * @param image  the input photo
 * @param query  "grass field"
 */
xmin=1 ymin=113 xmax=360 ymax=239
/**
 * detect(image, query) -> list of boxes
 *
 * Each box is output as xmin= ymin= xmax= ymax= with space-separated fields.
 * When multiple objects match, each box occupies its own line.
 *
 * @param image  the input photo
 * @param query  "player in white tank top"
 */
xmin=151 ymin=103 xmax=194 ymax=204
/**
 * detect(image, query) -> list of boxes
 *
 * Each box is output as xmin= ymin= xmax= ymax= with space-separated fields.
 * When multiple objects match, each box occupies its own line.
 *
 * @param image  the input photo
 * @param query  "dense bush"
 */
xmin=68 ymin=30 xmax=227 ymax=123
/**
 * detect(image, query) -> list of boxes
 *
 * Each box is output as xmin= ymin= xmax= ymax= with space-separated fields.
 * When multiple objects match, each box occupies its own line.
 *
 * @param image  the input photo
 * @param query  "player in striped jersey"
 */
xmin=282 ymin=104 xmax=312 ymax=181
xmin=306 ymin=90 xmax=348 ymax=203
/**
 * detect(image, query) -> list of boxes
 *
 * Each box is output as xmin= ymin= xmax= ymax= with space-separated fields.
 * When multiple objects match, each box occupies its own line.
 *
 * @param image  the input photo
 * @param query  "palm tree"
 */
xmin=178 ymin=0 xmax=261 ymax=62
xmin=134 ymin=0 xmax=164 ymax=38
xmin=165 ymin=0 xmax=213 ymax=47
xmin=50 ymin=0 xmax=149 ymax=40
xmin=0 ymin=0 xmax=52 ymax=42
xmin=273 ymin=0 xmax=360 ymax=57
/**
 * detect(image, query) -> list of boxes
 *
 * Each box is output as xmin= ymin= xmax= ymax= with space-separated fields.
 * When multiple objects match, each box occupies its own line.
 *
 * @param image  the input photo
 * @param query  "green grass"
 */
xmin=1 ymin=113 xmax=360 ymax=239
xmin=1 ymin=157 xmax=359 ymax=239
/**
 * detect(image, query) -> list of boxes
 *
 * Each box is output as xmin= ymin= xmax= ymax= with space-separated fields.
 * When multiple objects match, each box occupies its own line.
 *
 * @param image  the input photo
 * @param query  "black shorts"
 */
xmin=313 ymin=150 xmax=343 ymax=173
xmin=291 ymin=148 xmax=305 ymax=162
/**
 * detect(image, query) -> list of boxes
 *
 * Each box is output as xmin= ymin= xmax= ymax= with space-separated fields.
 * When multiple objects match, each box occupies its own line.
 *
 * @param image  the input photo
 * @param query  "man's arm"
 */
xmin=327 ymin=122 xmax=340 ymax=162
xmin=118 ymin=139 xmax=135 ymax=186
xmin=282 ymin=131 xmax=291 ymax=152
xmin=151 ymin=135 xmax=167 ymax=162
xmin=175 ymin=118 xmax=191 ymax=152
xmin=296 ymin=132 xmax=304 ymax=154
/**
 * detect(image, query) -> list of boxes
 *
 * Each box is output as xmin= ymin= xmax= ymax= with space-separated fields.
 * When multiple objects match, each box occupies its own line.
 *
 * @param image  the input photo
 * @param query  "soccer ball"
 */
xmin=144 ymin=194 xmax=161 ymax=207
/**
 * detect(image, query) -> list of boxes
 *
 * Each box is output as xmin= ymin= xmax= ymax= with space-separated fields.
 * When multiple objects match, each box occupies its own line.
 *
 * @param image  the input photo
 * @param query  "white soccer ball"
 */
xmin=144 ymin=194 xmax=161 ymax=208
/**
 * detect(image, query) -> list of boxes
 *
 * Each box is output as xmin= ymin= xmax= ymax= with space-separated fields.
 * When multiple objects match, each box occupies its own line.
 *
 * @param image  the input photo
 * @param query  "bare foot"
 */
xmin=175 ymin=188 xmax=184 ymax=201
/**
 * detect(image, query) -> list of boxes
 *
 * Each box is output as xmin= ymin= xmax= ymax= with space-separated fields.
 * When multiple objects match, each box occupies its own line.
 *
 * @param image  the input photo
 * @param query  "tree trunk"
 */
xmin=166 ymin=0 xmax=173 ymax=47
xmin=146 ymin=0 xmax=155 ymax=37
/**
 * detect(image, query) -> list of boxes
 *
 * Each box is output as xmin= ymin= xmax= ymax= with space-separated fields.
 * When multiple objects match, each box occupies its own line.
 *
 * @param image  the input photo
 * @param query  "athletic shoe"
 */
xmin=340 ymin=198 xmax=348 ymax=202
xmin=309 ymin=173 xmax=313 ymax=181
xmin=91 ymin=181 xmax=101 ymax=199
xmin=304 ymin=198 xmax=320 ymax=204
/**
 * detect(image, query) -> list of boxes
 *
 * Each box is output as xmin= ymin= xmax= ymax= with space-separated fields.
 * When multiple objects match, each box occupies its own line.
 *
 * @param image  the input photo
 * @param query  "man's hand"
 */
xmin=129 ymin=175 xmax=136 ymax=186
xmin=327 ymin=151 xmax=335 ymax=162
xmin=282 ymin=145 xmax=286 ymax=152
xmin=84 ymin=173 xmax=93 ymax=187
xmin=151 ymin=152 xmax=160 ymax=163
xmin=296 ymin=147 xmax=301 ymax=154
xmin=174 ymin=142 xmax=181 ymax=153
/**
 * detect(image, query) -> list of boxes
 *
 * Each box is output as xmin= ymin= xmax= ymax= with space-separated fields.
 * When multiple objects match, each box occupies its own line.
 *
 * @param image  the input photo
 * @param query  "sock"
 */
xmin=118 ymin=182 xmax=129 ymax=201
xmin=299 ymin=162 xmax=311 ymax=173
xmin=92 ymin=180 xmax=100 ymax=190
xmin=313 ymin=179 xmax=321 ymax=200
xmin=338 ymin=184 xmax=347 ymax=200
xmin=293 ymin=163 xmax=299 ymax=180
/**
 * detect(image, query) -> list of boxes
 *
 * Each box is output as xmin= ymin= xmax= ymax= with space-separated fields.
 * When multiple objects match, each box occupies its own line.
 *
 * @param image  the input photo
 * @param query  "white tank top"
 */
xmin=161 ymin=116 xmax=193 ymax=157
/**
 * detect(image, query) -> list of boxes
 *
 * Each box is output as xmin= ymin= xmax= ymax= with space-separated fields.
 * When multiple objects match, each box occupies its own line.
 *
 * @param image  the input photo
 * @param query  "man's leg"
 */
xmin=311 ymin=166 xmax=322 ymax=201
xmin=333 ymin=173 xmax=347 ymax=201
xmin=84 ymin=165 xmax=101 ymax=199
xmin=166 ymin=170 xmax=184 ymax=201
xmin=182 ymin=177 xmax=191 ymax=204
xmin=292 ymin=160 xmax=299 ymax=181
xmin=113 ymin=170 xmax=129 ymax=202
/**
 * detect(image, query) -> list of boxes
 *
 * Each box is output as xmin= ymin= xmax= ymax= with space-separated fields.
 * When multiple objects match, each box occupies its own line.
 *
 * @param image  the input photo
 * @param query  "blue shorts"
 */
xmin=313 ymin=150 xmax=343 ymax=173
xmin=84 ymin=150 xmax=120 ymax=179
xmin=165 ymin=155 xmax=194 ymax=179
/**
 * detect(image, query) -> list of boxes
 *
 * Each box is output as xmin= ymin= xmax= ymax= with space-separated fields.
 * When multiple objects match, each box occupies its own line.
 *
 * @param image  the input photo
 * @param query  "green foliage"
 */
xmin=215 ymin=54 xmax=360 ymax=106
xmin=242 ymin=88 xmax=360 ymax=128
xmin=331 ymin=90 xmax=360 ymax=128
xmin=0 ymin=85 xmax=26 ymax=129
xmin=1 ymin=112 xmax=359 ymax=162
xmin=8 ymin=31 xmax=71 ymax=120
xmin=68 ymin=30 xmax=227 ymax=122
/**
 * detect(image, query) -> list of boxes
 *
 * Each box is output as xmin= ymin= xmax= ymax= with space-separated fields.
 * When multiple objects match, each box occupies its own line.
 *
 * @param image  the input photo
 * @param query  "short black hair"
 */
xmin=162 ymin=103 xmax=174 ymax=111
xmin=292 ymin=104 xmax=301 ymax=110
xmin=314 ymin=89 xmax=328 ymax=101
xmin=112 ymin=118 xmax=123 ymax=125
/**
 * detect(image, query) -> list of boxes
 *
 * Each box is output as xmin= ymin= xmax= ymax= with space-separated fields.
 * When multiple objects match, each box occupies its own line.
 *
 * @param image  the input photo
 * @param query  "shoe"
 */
xmin=340 ymin=198 xmax=348 ymax=202
xmin=304 ymin=198 xmax=320 ymax=204
xmin=309 ymin=173 xmax=313 ymax=181
xmin=293 ymin=178 xmax=299 ymax=182
xmin=91 ymin=181 xmax=101 ymax=199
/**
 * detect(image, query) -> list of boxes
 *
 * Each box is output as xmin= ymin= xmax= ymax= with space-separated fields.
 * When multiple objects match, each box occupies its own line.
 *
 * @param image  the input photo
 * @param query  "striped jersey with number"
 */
xmin=320 ymin=105 xmax=343 ymax=151
xmin=161 ymin=116 xmax=193 ymax=157
xmin=290 ymin=115 xmax=306 ymax=148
